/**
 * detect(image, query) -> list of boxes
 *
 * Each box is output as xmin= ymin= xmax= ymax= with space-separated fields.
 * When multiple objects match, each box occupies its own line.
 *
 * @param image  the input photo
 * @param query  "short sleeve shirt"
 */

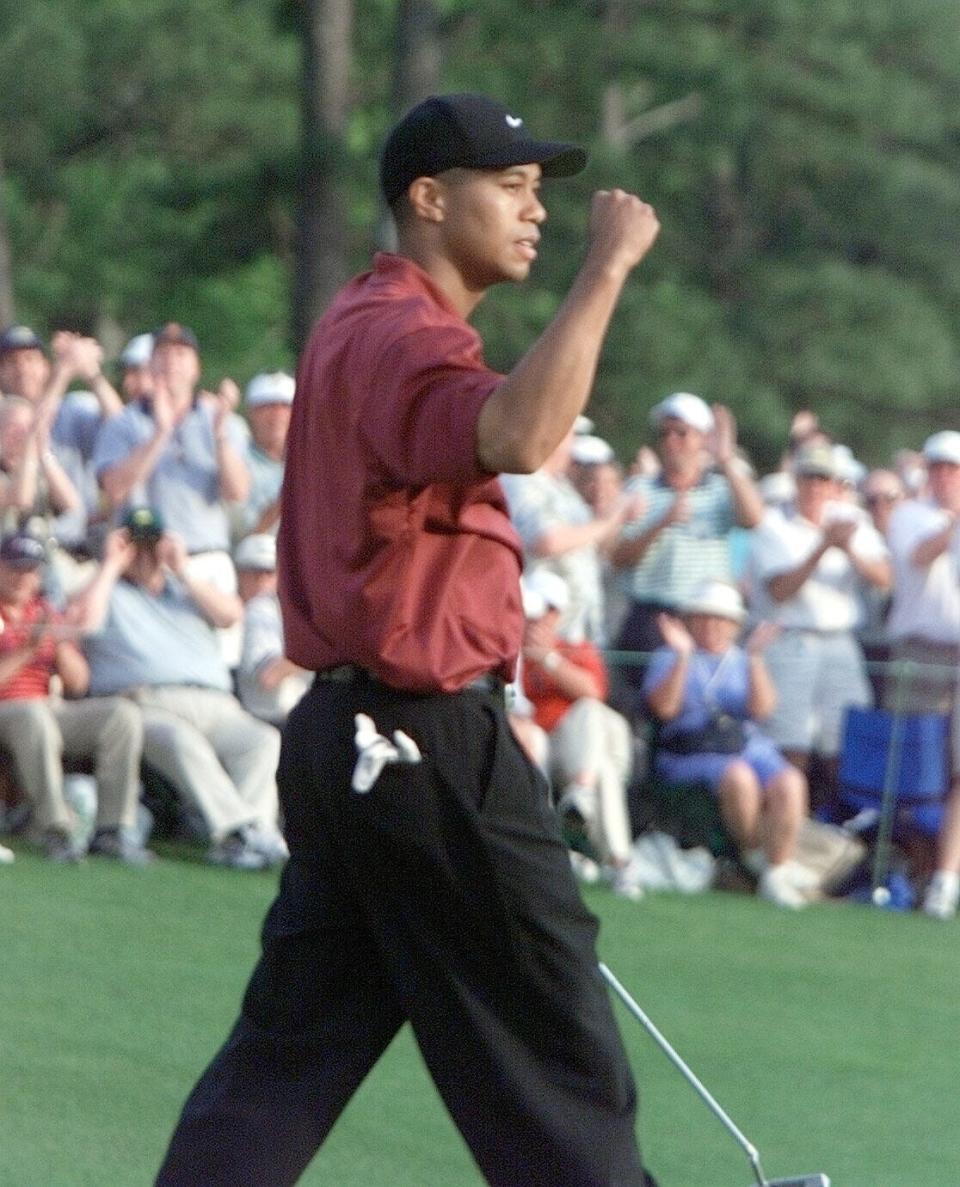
xmin=749 ymin=504 xmax=888 ymax=631
xmin=618 ymin=471 xmax=736 ymax=606
xmin=278 ymin=253 xmax=524 ymax=692
xmin=93 ymin=401 xmax=248 ymax=553
xmin=886 ymin=497 xmax=960 ymax=644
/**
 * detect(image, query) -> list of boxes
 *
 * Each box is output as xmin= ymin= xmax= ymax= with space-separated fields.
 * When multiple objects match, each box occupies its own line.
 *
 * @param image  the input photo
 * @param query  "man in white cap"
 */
xmin=233 ymin=532 xmax=310 ymax=726
xmin=236 ymin=371 xmax=295 ymax=537
xmin=610 ymin=391 xmax=763 ymax=680
xmin=747 ymin=443 xmax=890 ymax=811
xmin=883 ymin=431 xmax=960 ymax=920
xmin=118 ymin=333 xmax=155 ymax=403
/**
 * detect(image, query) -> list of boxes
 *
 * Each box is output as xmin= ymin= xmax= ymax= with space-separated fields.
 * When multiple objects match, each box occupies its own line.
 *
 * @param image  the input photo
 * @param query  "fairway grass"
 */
xmin=3 ymin=841 xmax=959 ymax=1186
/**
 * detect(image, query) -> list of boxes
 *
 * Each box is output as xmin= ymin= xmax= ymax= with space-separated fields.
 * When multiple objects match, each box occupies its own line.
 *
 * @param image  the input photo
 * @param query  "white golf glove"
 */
xmin=351 ymin=713 xmax=422 ymax=793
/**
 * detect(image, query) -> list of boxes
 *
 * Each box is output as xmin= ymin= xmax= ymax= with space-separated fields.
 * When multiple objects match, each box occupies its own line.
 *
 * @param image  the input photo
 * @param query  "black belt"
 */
xmin=315 ymin=664 xmax=505 ymax=696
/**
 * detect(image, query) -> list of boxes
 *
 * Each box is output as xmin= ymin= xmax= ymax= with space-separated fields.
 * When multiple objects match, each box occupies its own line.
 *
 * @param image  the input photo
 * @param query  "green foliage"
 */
xmin=4 ymin=0 xmax=960 ymax=466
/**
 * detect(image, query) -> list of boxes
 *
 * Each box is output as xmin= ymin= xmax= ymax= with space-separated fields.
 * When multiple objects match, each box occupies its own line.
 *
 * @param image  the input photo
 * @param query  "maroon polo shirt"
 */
xmin=278 ymin=253 xmax=524 ymax=693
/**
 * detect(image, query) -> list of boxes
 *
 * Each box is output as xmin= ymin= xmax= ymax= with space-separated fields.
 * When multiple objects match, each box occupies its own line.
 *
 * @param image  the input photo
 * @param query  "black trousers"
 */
xmin=155 ymin=677 xmax=656 ymax=1187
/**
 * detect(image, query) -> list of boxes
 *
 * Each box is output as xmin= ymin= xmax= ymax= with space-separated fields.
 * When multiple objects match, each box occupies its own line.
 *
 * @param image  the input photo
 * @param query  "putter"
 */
xmin=598 ymin=963 xmax=830 ymax=1187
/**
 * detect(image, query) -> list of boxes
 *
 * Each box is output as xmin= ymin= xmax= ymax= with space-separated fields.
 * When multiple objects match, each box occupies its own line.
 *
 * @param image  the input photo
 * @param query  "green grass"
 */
xmin=3 ymin=840 xmax=959 ymax=1187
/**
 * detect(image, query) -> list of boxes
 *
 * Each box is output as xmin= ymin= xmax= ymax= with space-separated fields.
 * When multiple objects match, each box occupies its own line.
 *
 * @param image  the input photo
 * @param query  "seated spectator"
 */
xmin=234 ymin=532 xmax=310 ymax=726
xmin=71 ymin=509 xmax=285 ymax=870
xmin=610 ymin=392 xmax=763 ymax=671
xmin=0 ymin=529 xmax=150 ymax=863
xmin=642 ymin=581 xmax=812 ymax=908
xmin=747 ymin=443 xmax=890 ymax=809
xmin=237 ymin=372 xmax=295 ymax=538
xmin=520 ymin=570 xmax=641 ymax=898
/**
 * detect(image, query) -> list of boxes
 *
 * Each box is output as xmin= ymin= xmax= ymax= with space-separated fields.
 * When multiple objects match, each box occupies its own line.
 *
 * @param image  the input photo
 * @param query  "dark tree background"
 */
xmin=4 ymin=0 xmax=960 ymax=470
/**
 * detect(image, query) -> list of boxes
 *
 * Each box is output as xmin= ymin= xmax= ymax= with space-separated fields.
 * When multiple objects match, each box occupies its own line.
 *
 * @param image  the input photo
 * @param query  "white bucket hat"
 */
xmin=682 ymin=580 xmax=746 ymax=623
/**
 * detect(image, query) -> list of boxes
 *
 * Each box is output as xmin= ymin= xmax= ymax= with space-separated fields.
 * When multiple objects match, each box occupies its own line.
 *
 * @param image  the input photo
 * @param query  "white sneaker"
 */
xmin=569 ymin=851 xmax=601 ymax=884
xmin=779 ymin=859 xmax=821 ymax=893
xmin=0 ymin=842 xmax=14 ymax=864
xmin=610 ymin=858 xmax=646 ymax=902
xmin=758 ymin=863 xmax=808 ymax=910
xmin=923 ymin=872 xmax=960 ymax=921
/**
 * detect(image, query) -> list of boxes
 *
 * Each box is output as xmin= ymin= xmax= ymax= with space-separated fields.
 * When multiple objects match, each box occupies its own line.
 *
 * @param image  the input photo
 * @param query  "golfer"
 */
xmin=155 ymin=93 xmax=660 ymax=1187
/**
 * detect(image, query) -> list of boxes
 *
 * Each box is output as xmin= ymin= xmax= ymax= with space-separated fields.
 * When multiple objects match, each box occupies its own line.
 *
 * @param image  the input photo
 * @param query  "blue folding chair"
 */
xmin=838 ymin=706 xmax=950 ymax=894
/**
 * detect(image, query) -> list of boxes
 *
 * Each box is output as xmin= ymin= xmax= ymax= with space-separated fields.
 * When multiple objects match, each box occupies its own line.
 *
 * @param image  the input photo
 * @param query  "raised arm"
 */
xmin=476 ymin=190 xmax=660 ymax=474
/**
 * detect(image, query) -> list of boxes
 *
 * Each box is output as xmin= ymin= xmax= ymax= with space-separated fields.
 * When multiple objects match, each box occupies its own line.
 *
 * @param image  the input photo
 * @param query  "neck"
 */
xmin=393 ymin=240 xmax=487 ymax=319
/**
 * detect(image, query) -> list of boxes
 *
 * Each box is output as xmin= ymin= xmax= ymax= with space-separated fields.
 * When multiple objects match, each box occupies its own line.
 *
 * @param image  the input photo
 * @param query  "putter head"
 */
xmin=761 ymin=1176 xmax=830 ymax=1187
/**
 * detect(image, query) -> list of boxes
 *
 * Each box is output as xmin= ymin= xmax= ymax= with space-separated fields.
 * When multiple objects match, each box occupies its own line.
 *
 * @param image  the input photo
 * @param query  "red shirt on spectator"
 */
xmin=0 ymin=596 xmax=62 ymax=700
xmin=278 ymin=253 xmax=524 ymax=693
xmin=523 ymin=641 xmax=610 ymax=733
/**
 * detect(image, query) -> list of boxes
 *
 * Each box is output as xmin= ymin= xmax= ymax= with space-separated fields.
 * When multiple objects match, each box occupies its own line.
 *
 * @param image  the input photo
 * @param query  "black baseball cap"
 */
xmin=380 ymin=93 xmax=588 ymax=206
xmin=121 ymin=506 xmax=166 ymax=540
xmin=152 ymin=322 xmax=199 ymax=352
xmin=0 ymin=531 xmax=46 ymax=569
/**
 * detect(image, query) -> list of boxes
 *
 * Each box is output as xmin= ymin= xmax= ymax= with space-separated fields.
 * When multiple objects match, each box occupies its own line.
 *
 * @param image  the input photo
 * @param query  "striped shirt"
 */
xmin=618 ymin=470 xmax=736 ymax=606
xmin=0 ymin=597 xmax=61 ymax=701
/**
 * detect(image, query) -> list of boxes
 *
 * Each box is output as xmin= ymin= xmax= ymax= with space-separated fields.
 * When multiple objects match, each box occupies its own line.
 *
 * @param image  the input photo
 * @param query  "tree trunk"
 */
xmin=378 ymin=0 xmax=442 ymax=250
xmin=0 ymin=148 xmax=16 ymax=328
xmin=291 ymin=0 xmax=354 ymax=350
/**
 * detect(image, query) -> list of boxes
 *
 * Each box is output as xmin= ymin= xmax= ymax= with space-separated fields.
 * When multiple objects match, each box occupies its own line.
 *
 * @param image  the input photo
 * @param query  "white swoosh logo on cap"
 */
xmin=505 ymin=115 xmax=523 ymax=128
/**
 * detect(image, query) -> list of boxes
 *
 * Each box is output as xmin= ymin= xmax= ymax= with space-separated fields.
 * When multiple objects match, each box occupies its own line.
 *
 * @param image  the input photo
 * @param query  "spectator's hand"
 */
xmin=616 ymin=490 xmax=647 ymax=524
xmin=101 ymin=527 xmax=137 ymax=572
xmin=523 ymin=615 xmax=556 ymax=662
xmin=156 ymin=531 xmax=189 ymax=578
xmin=586 ymin=189 xmax=660 ymax=278
xmin=709 ymin=404 xmax=737 ymax=465
xmin=52 ymin=332 xmax=104 ymax=383
xmin=656 ymin=612 xmax=694 ymax=655
xmin=789 ymin=409 xmax=820 ymax=443
xmin=823 ymin=519 xmax=856 ymax=551
xmin=745 ymin=621 xmax=780 ymax=655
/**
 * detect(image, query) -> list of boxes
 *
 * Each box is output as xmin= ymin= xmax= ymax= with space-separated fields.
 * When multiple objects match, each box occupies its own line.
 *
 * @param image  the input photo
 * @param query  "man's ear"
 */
xmin=407 ymin=176 xmax=446 ymax=224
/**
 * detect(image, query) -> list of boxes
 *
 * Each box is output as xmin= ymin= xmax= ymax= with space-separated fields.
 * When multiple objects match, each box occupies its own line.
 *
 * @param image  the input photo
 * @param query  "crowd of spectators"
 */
xmin=0 ymin=322 xmax=296 ymax=870
xmin=2 ymin=324 xmax=959 ymax=919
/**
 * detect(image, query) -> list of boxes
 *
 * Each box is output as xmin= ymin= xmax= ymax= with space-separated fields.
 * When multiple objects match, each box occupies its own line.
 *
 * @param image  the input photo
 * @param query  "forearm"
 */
xmin=723 ymin=461 xmax=764 ymax=528
xmin=746 ymin=655 xmax=776 ymax=720
xmin=849 ymin=552 xmax=892 ymax=590
xmin=476 ymin=257 xmax=630 ymax=474
xmin=68 ymin=561 xmax=124 ymax=631
xmin=911 ymin=523 xmax=955 ymax=569
xmin=645 ymin=652 xmax=690 ymax=720
xmin=766 ymin=546 xmax=827 ymax=603
xmin=216 ymin=440 xmax=250 ymax=503
xmin=88 ymin=371 xmax=124 ymax=419
xmin=99 ymin=432 xmax=172 ymax=507
xmin=55 ymin=643 xmax=89 ymax=696
xmin=180 ymin=572 xmax=242 ymax=629
xmin=533 ymin=516 xmax=615 ymax=558
xmin=39 ymin=451 xmax=82 ymax=513
xmin=259 ymin=655 xmax=307 ymax=691
xmin=610 ymin=517 xmax=667 ymax=569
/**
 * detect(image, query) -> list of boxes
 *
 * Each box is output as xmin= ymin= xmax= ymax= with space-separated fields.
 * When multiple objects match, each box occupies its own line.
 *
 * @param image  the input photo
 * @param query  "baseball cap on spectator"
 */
xmin=923 ymin=431 xmax=960 ymax=466
xmin=380 ymin=93 xmax=588 ymax=207
xmin=522 ymin=568 xmax=570 ymax=617
xmin=649 ymin=392 xmax=714 ymax=434
xmin=120 ymin=333 xmax=154 ymax=368
xmin=793 ymin=443 xmax=842 ymax=479
xmin=570 ymin=434 xmax=615 ymax=466
xmin=0 ymin=325 xmax=45 ymax=357
xmin=682 ymin=579 xmax=746 ymax=623
xmin=122 ymin=506 xmax=166 ymax=540
xmin=234 ymin=533 xmax=276 ymax=572
xmin=0 ymin=530 xmax=46 ymax=569
xmin=832 ymin=444 xmax=866 ymax=486
xmin=152 ymin=322 xmax=199 ymax=352
xmin=246 ymin=372 xmax=295 ymax=409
